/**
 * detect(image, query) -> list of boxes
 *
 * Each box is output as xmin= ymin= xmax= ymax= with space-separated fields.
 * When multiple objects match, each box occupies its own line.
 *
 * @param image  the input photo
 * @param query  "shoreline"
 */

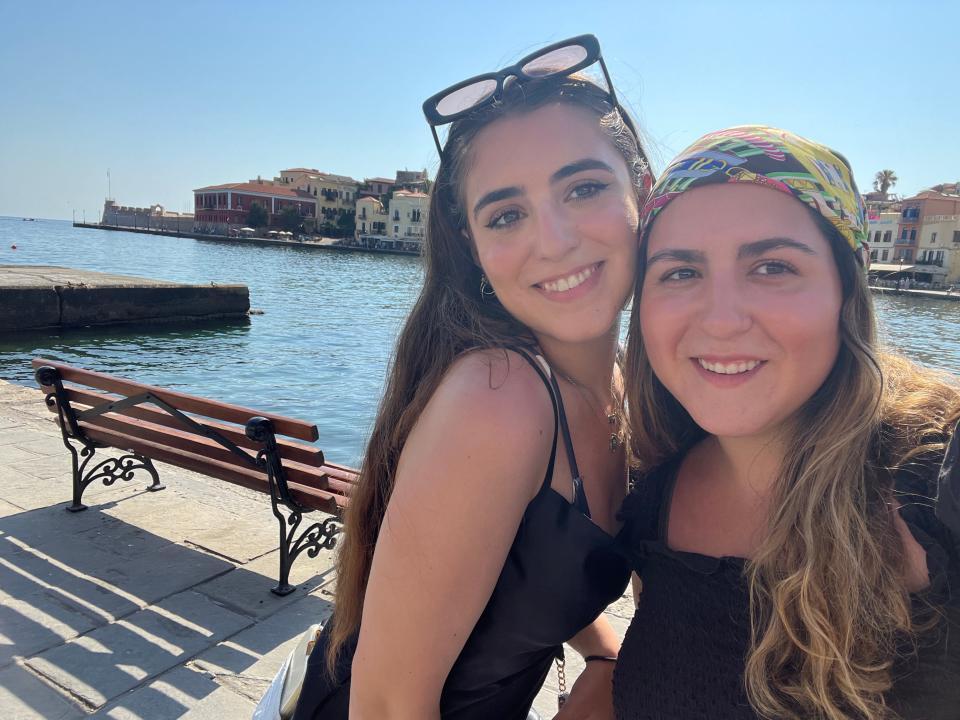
xmin=868 ymin=285 xmax=960 ymax=302
xmin=72 ymin=222 xmax=421 ymax=257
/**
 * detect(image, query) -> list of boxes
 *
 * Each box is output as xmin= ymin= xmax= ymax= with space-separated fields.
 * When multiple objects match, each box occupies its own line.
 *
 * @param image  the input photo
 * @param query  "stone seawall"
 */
xmin=0 ymin=265 xmax=249 ymax=332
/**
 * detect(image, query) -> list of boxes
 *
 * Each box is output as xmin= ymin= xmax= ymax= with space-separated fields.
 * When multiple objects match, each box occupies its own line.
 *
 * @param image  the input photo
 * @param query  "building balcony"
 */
xmin=915 ymin=259 xmax=944 ymax=267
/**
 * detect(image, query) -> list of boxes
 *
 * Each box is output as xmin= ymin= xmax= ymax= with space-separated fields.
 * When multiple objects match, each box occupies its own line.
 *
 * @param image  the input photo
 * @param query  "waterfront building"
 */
xmin=101 ymin=200 xmax=194 ymax=233
xmin=389 ymin=190 xmax=429 ymax=241
xmin=359 ymin=177 xmax=395 ymax=200
xmin=917 ymin=214 xmax=960 ymax=286
xmin=275 ymin=169 xmax=359 ymax=233
xmin=355 ymin=196 xmax=389 ymax=236
xmin=897 ymin=187 xmax=960 ymax=260
xmin=193 ymin=180 xmax=317 ymax=234
xmin=866 ymin=211 xmax=900 ymax=264
xmin=395 ymin=169 xmax=430 ymax=193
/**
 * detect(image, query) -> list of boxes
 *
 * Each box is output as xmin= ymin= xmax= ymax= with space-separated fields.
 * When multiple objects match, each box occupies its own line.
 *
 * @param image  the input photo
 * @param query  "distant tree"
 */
xmin=874 ymin=169 xmax=898 ymax=197
xmin=246 ymin=203 xmax=268 ymax=228
xmin=278 ymin=206 xmax=304 ymax=233
xmin=336 ymin=210 xmax=356 ymax=237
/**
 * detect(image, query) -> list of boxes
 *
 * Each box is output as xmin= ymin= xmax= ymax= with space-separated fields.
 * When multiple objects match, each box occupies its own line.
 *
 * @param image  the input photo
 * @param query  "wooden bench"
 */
xmin=31 ymin=358 xmax=358 ymax=596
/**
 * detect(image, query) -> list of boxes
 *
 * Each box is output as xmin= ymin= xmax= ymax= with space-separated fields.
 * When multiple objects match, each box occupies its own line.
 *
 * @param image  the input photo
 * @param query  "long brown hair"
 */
xmin=326 ymin=74 xmax=650 ymax=670
xmin=626 ymin=212 xmax=960 ymax=719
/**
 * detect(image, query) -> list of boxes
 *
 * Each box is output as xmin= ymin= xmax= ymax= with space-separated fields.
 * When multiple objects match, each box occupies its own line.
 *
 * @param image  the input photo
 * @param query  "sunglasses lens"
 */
xmin=521 ymin=44 xmax=588 ymax=77
xmin=435 ymin=79 xmax=498 ymax=118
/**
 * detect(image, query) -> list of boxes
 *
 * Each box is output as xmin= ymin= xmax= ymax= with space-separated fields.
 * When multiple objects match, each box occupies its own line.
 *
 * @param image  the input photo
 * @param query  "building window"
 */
xmin=394 ymin=225 xmax=399 ymax=235
xmin=930 ymin=232 xmax=937 ymax=244
xmin=953 ymin=230 xmax=960 ymax=244
xmin=902 ymin=249 xmax=913 ymax=262
xmin=881 ymin=249 xmax=889 ymax=261
xmin=883 ymin=231 xmax=892 ymax=243
xmin=870 ymin=249 xmax=878 ymax=261
xmin=910 ymin=229 xmax=916 ymax=241
xmin=901 ymin=228 xmax=908 ymax=240
xmin=393 ymin=211 xmax=400 ymax=221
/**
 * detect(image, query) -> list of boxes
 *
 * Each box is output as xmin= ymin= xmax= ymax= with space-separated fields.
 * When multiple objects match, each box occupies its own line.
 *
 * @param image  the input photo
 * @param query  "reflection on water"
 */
xmin=1 ymin=218 xmax=958 ymax=464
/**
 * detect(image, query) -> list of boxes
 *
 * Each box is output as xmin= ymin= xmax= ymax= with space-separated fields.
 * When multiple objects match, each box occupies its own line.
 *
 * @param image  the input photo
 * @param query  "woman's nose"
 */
xmin=535 ymin=205 xmax=579 ymax=259
xmin=698 ymin=277 xmax=752 ymax=338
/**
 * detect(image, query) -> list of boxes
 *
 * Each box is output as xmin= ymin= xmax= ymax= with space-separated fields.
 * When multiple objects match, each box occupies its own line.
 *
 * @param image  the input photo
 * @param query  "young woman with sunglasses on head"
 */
xmin=614 ymin=126 xmax=960 ymax=720
xmin=291 ymin=36 xmax=652 ymax=720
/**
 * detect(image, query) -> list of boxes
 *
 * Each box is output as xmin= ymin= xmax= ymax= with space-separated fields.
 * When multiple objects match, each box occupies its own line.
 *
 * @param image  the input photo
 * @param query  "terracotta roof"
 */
xmin=393 ymin=190 xmax=429 ymax=198
xmin=193 ymin=182 xmax=316 ymax=200
xmin=365 ymin=177 xmax=395 ymax=185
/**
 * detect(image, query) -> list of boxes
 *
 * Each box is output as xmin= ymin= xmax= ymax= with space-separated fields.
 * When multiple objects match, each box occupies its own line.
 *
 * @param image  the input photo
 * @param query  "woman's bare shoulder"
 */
xmin=434 ymin=348 xmax=555 ymax=430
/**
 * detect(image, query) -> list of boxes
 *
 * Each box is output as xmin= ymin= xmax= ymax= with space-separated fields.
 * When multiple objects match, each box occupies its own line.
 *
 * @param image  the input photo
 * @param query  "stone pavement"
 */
xmin=0 ymin=379 xmax=632 ymax=719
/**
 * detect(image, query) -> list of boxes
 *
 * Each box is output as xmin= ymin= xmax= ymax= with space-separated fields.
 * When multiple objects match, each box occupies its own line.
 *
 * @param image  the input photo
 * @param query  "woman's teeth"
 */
xmin=541 ymin=264 xmax=596 ymax=293
xmin=697 ymin=358 xmax=762 ymax=375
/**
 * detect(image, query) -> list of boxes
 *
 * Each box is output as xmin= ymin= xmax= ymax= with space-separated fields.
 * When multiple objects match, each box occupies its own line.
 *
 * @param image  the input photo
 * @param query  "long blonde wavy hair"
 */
xmin=626 ymin=214 xmax=960 ymax=719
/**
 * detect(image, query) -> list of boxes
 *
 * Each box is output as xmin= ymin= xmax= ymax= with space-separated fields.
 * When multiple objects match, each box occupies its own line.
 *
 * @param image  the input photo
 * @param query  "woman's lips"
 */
xmin=535 ymin=262 xmax=603 ymax=301
xmin=691 ymin=357 xmax=767 ymax=386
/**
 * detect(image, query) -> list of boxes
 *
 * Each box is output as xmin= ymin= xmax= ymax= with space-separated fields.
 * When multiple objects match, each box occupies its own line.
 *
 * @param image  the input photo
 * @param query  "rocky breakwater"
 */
xmin=0 ymin=265 xmax=250 ymax=331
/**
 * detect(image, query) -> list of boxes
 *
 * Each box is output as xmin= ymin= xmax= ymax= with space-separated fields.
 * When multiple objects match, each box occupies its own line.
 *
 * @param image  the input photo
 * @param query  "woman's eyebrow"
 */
xmin=473 ymin=186 xmax=523 ymax=220
xmin=647 ymin=248 xmax=706 ymax=265
xmin=550 ymin=158 xmax=614 ymax=183
xmin=737 ymin=237 xmax=817 ymax=258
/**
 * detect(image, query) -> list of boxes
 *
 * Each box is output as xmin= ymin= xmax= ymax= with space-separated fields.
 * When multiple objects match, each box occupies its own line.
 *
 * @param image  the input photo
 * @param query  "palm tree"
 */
xmin=873 ymin=169 xmax=898 ymax=197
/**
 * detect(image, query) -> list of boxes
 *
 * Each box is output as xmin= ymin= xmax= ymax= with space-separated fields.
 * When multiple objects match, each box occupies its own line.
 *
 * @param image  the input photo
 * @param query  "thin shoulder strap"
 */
xmin=509 ymin=347 xmax=560 ymax=498
xmin=544 ymin=365 xmax=591 ymax=518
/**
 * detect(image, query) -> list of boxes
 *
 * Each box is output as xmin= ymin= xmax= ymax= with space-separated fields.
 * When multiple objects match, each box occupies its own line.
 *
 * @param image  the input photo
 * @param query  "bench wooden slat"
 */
xmin=78 ymin=423 xmax=347 ymax=514
xmin=51 ymin=386 xmax=325 ymax=468
xmin=33 ymin=358 xmax=318 ymax=442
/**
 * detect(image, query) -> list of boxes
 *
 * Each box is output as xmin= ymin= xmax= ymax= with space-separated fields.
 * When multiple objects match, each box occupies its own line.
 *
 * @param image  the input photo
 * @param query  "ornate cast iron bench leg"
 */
xmin=35 ymin=365 xmax=165 ymax=513
xmin=272 ymin=508 xmax=342 ymax=596
xmin=246 ymin=416 xmax=343 ymax=596
xmin=64 ymin=439 xmax=162 ymax=513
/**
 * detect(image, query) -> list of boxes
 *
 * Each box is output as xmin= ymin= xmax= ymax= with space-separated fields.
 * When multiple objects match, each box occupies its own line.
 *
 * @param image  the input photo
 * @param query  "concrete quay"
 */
xmin=0 ymin=266 xmax=250 ymax=332
xmin=0 ymin=379 xmax=632 ymax=718
xmin=868 ymin=285 xmax=960 ymax=302
xmin=73 ymin=223 xmax=421 ymax=257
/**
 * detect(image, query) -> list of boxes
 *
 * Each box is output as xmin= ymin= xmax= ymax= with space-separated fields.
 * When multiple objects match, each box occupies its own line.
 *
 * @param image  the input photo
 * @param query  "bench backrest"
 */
xmin=32 ymin=358 xmax=357 ymax=515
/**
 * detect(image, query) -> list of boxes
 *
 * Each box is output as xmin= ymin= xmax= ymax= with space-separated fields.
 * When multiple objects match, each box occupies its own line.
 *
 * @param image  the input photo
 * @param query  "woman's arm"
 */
xmin=551 ymin=616 xmax=620 ymax=720
xmin=350 ymin=352 xmax=555 ymax=720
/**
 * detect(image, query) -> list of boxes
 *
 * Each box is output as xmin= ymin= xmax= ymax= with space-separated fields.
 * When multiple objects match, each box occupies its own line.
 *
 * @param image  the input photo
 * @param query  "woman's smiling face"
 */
xmin=462 ymin=103 xmax=640 ymax=346
xmin=639 ymin=183 xmax=844 ymax=440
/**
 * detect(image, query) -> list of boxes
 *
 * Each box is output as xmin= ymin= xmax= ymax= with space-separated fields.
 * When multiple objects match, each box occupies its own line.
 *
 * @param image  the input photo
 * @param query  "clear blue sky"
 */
xmin=2 ymin=1 xmax=957 ymax=221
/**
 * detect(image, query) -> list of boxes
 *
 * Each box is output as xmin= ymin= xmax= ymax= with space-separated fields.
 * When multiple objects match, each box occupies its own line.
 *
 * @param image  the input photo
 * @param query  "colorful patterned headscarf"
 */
xmin=641 ymin=125 xmax=867 ymax=259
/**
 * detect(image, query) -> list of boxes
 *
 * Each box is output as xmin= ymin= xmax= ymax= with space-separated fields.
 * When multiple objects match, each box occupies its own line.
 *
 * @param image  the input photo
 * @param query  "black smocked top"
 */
xmin=294 ymin=349 xmax=630 ymax=720
xmin=613 ymin=423 xmax=960 ymax=720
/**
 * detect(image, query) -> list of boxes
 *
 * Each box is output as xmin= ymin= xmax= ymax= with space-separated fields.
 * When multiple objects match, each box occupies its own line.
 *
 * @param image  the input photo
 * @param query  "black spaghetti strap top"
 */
xmin=293 ymin=348 xmax=630 ymax=720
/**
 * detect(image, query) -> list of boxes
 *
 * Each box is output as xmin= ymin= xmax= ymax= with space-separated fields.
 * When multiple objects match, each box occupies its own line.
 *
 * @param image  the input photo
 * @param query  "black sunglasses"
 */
xmin=422 ymin=34 xmax=635 ymax=159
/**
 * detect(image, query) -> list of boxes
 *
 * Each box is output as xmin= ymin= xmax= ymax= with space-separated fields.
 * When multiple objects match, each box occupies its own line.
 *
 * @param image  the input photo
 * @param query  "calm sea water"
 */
xmin=2 ymin=217 xmax=959 ymax=465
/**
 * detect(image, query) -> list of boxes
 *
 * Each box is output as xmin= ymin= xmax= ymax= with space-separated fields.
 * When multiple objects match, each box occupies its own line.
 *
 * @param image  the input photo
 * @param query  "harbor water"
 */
xmin=2 ymin=217 xmax=959 ymax=466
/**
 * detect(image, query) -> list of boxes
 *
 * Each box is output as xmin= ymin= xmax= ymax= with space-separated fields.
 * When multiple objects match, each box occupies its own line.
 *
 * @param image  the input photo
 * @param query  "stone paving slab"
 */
xmin=92 ymin=664 xmax=257 ymax=719
xmin=0 ymin=664 xmax=85 ymax=720
xmin=98 ymin=487 xmax=279 ymax=564
xmin=196 ymin=546 xmax=336 ymax=619
xmin=0 ymin=498 xmax=23 ymax=517
xmin=191 ymin=592 xmax=334 ymax=697
xmin=26 ymin=590 xmax=253 ymax=710
xmin=0 ymin=589 xmax=103 ymax=668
